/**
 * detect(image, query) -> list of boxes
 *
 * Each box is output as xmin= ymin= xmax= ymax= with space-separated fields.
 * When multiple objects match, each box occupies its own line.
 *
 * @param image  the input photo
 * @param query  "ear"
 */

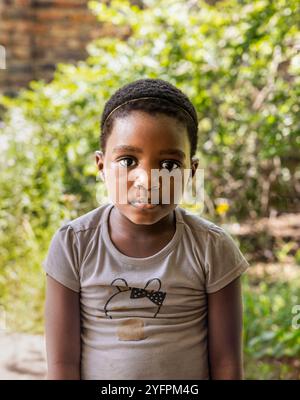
xmin=111 ymin=278 xmax=129 ymax=292
xmin=144 ymin=278 xmax=162 ymax=291
xmin=190 ymin=155 xmax=199 ymax=179
xmin=95 ymin=150 xmax=105 ymax=180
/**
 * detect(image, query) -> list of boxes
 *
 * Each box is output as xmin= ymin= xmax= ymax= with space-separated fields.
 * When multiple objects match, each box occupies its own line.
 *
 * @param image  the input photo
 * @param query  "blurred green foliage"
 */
xmin=243 ymin=274 xmax=300 ymax=379
xmin=0 ymin=0 xmax=299 ymax=378
xmin=244 ymin=276 xmax=300 ymax=359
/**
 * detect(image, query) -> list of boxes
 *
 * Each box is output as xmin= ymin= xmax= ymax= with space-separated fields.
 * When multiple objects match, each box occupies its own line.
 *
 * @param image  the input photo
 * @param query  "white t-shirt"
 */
xmin=42 ymin=202 xmax=249 ymax=379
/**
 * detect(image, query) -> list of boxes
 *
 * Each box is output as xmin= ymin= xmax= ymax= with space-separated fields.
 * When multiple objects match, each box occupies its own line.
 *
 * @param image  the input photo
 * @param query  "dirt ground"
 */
xmin=0 ymin=331 xmax=46 ymax=380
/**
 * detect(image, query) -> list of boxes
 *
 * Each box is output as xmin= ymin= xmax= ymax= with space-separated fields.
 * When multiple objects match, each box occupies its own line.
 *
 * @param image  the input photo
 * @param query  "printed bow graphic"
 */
xmin=130 ymin=287 xmax=166 ymax=306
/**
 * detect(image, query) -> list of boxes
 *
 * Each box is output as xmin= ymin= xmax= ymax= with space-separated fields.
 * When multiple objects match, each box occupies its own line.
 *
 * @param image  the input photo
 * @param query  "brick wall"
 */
xmin=0 ymin=0 xmax=121 ymax=95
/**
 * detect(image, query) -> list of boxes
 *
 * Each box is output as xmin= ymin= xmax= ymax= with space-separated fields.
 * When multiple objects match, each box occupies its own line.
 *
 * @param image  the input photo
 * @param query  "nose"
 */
xmin=131 ymin=165 xmax=160 ymax=192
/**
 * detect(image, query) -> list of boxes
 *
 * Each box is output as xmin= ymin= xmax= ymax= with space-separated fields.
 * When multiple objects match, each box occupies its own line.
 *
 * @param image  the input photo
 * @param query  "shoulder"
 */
xmin=177 ymin=206 xmax=245 ymax=260
xmin=46 ymin=203 xmax=111 ymax=267
xmin=177 ymin=207 xmax=249 ymax=293
xmin=177 ymin=206 xmax=228 ymax=239
xmin=58 ymin=202 xmax=111 ymax=235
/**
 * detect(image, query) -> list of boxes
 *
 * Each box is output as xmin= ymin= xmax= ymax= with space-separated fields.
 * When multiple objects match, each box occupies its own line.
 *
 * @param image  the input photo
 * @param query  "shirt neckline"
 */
xmin=102 ymin=202 xmax=184 ymax=266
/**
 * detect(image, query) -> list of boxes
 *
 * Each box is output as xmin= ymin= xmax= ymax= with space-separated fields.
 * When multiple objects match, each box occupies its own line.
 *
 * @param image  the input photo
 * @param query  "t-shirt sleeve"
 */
xmin=204 ymin=226 xmax=249 ymax=293
xmin=42 ymin=224 xmax=80 ymax=293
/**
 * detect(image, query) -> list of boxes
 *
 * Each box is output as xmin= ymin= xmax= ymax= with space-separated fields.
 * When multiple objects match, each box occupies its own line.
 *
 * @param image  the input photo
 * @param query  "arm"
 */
xmin=44 ymin=274 xmax=81 ymax=379
xmin=207 ymin=276 xmax=244 ymax=380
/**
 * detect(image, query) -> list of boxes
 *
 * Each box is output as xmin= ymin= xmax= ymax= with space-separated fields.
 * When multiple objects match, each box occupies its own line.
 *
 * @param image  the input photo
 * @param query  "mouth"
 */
xmin=130 ymin=200 xmax=160 ymax=210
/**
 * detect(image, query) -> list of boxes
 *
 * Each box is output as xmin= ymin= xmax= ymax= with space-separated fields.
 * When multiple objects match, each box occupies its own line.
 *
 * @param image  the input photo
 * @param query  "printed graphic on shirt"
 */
xmin=104 ymin=278 xmax=167 ymax=319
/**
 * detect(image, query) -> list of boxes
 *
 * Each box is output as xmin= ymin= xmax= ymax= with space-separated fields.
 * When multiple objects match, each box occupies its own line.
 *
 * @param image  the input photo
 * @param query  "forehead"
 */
xmin=106 ymin=111 xmax=190 ymax=157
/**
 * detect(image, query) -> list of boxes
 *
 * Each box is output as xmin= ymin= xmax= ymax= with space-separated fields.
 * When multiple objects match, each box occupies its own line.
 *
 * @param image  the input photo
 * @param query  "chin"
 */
xmin=120 ymin=203 xmax=165 ymax=224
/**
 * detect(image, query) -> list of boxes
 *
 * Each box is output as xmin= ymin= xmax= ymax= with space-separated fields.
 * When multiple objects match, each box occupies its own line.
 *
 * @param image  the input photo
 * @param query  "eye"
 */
xmin=161 ymin=160 xmax=181 ymax=171
xmin=118 ymin=157 xmax=137 ymax=168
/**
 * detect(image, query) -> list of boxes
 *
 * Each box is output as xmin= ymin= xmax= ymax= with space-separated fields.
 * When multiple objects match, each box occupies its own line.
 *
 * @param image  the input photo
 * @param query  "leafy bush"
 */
xmin=0 ymin=0 xmax=299 ymax=376
xmin=243 ymin=274 xmax=300 ymax=378
xmin=244 ymin=276 xmax=300 ymax=359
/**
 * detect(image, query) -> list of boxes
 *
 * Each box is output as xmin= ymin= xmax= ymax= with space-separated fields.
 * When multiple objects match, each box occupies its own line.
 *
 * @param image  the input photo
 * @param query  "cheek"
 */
xmin=160 ymin=170 xmax=186 ymax=204
xmin=105 ymin=166 xmax=134 ymax=204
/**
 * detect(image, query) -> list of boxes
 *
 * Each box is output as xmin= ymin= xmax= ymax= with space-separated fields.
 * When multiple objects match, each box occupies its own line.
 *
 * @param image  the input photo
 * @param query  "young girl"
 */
xmin=43 ymin=78 xmax=249 ymax=380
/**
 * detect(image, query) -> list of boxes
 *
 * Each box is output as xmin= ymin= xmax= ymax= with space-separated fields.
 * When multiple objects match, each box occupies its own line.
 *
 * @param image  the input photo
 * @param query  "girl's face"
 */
xmin=96 ymin=111 xmax=198 ymax=225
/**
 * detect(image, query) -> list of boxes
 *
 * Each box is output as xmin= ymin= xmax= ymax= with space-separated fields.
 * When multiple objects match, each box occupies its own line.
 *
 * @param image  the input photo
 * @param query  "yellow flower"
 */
xmin=216 ymin=202 xmax=229 ymax=215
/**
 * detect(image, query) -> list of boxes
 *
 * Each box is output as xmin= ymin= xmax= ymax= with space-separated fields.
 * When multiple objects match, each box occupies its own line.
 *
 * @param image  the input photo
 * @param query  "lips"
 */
xmin=131 ymin=203 xmax=158 ymax=209
xmin=132 ymin=199 xmax=152 ymax=204
xmin=130 ymin=199 xmax=159 ymax=209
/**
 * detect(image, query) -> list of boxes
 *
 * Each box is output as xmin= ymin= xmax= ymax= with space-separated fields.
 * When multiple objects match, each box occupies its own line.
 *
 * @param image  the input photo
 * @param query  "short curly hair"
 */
xmin=100 ymin=78 xmax=198 ymax=157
